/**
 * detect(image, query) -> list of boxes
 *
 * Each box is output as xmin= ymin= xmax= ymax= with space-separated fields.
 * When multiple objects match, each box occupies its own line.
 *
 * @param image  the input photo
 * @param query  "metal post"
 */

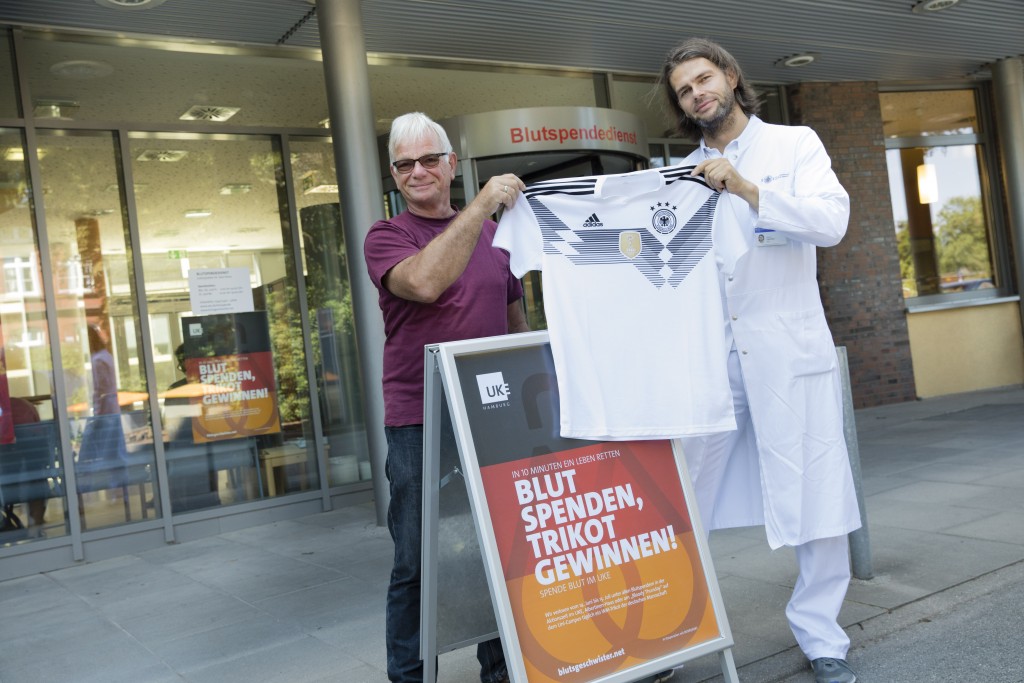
xmin=316 ymin=0 xmax=389 ymax=524
xmin=991 ymin=58 xmax=1024 ymax=335
xmin=837 ymin=346 xmax=872 ymax=580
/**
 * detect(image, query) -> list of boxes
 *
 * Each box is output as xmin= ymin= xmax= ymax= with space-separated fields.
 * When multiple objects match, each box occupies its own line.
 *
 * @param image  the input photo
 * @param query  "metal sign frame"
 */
xmin=422 ymin=331 xmax=738 ymax=683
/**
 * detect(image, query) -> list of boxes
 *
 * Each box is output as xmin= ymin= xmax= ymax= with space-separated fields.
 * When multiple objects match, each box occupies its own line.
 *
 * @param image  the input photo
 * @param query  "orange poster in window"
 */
xmin=181 ymin=311 xmax=281 ymax=443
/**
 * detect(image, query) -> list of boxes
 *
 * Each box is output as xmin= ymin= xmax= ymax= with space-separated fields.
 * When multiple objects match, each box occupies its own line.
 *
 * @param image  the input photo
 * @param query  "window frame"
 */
xmin=880 ymin=83 xmax=1015 ymax=311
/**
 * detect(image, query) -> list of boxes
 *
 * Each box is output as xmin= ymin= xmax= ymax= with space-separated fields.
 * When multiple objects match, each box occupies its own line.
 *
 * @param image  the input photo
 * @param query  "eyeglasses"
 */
xmin=392 ymin=152 xmax=450 ymax=174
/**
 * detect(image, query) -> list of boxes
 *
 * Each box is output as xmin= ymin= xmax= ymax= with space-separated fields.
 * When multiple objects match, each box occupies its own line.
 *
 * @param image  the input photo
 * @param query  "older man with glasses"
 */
xmin=364 ymin=112 xmax=529 ymax=683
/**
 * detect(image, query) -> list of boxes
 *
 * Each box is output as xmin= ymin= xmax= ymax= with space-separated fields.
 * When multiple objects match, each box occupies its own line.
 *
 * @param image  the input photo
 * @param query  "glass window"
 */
xmin=291 ymin=138 xmax=370 ymax=486
xmin=881 ymin=90 xmax=996 ymax=300
xmin=614 ymin=78 xmax=669 ymax=139
xmin=130 ymin=132 xmax=319 ymax=511
xmin=0 ymin=28 xmax=18 ymax=118
xmin=21 ymin=32 xmax=328 ymax=128
xmin=369 ymin=63 xmax=596 ymax=135
xmin=1 ymin=128 xmax=68 ymax=545
xmin=36 ymin=129 xmax=158 ymax=531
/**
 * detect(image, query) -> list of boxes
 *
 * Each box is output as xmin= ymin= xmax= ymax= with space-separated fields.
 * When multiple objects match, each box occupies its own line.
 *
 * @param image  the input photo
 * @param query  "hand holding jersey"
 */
xmin=691 ymin=157 xmax=759 ymax=211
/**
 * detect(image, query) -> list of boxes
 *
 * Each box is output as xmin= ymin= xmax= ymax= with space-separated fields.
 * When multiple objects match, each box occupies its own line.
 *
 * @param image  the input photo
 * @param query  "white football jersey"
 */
xmin=495 ymin=165 xmax=737 ymax=440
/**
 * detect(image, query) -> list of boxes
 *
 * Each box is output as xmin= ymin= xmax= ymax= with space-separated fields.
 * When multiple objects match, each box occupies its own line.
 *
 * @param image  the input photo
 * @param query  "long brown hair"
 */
xmin=659 ymin=38 xmax=761 ymax=139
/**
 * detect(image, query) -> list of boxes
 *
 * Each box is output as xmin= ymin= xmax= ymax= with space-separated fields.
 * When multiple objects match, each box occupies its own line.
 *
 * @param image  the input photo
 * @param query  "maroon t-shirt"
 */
xmin=364 ymin=207 xmax=523 ymax=426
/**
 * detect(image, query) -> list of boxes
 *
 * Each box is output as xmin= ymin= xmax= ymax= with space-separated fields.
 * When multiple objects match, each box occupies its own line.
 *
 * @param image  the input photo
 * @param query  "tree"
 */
xmin=933 ymin=196 xmax=991 ymax=280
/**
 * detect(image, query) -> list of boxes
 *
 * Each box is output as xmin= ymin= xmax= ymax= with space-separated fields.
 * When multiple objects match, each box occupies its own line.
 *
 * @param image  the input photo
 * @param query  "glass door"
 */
xmin=130 ymin=132 xmax=319 ymax=512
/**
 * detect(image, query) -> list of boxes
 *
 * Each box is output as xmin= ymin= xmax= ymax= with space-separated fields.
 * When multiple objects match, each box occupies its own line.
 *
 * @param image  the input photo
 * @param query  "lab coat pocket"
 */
xmin=775 ymin=308 xmax=837 ymax=378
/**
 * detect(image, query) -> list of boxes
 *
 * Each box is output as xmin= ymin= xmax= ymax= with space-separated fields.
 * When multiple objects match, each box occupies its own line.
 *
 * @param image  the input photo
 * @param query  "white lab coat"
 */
xmin=680 ymin=116 xmax=862 ymax=549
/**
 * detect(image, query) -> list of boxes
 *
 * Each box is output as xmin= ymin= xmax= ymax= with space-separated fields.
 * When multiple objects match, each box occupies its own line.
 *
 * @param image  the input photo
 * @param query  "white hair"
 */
xmin=387 ymin=112 xmax=453 ymax=162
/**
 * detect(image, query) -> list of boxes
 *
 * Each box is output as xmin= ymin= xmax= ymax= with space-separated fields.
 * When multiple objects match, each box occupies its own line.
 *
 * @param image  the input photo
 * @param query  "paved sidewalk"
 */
xmin=0 ymin=386 xmax=1021 ymax=682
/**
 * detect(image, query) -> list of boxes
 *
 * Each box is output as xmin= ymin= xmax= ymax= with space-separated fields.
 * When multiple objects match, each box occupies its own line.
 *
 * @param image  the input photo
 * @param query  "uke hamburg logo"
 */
xmin=477 ymin=372 xmax=511 ymax=409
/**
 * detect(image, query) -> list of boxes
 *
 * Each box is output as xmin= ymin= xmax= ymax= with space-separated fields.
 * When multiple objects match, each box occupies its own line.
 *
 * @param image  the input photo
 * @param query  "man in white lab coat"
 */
xmin=655 ymin=38 xmax=862 ymax=683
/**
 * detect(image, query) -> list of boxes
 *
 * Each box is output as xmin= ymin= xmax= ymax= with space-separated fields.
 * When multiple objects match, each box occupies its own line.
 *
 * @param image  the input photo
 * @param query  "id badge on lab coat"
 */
xmin=755 ymin=227 xmax=788 ymax=246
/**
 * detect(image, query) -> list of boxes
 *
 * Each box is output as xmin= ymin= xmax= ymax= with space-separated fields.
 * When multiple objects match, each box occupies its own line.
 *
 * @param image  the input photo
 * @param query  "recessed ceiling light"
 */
xmin=179 ymin=105 xmax=240 ymax=122
xmin=184 ymin=209 xmax=212 ymax=218
xmin=34 ymin=99 xmax=80 ymax=119
xmin=136 ymin=149 xmax=188 ymax=162
xmin=302 ymin=173 xmax=338 ymax=195
xmin=776 ymin=53 xmax=817 ymax=68
xmin=304 ymin=184 xmax=339 ymax=195
xmin=50 ymin=60 xmax=114 ymax=80
xmin=911 ymin=0 xmax=961 ymax=13
xmin=94 ymin=0 xmax=169 ymax=10
xmin=219 ymin=183 xmax=252 ymax=195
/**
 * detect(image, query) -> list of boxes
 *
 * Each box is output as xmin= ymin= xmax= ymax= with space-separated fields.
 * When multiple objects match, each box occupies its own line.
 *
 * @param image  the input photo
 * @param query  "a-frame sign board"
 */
xmin=422 ymin=331 xmax=738 ymax=683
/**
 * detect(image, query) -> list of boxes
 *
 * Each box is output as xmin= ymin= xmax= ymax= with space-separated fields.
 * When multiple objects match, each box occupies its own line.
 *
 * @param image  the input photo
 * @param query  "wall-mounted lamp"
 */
xmin=917 ymin=163 xmax=939 ymax=204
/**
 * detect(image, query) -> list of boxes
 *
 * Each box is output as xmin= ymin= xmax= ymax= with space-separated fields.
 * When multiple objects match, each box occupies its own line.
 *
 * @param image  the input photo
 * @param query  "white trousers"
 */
xmin=789 ymin=535 xmax=851 ymax=660
xmin=689 ymin=350 xmax=851 ymax=660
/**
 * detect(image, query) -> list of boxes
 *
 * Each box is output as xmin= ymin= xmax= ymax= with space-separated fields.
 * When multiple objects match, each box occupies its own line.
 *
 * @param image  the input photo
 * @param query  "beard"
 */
xmin=687 ymin=89 xmax=737 ymax=138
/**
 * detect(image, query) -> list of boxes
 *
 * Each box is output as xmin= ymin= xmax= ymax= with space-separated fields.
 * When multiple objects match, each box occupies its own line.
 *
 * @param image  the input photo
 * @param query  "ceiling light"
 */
xmin=911 ymin=0 xmax=961 ymax=13
xmin=776 ymin=53 xmax=817 ymax=68
xmin=94 ymin=0 xmax=169 ymax=10
xmin=219 ymin=183 xmax=252 ymax=195
xmin=184 ymin=209 xmax=212 ymax=218
xmin=83 ymin=209 xmax=117 ymax=217
xmin=304 ymin=184 xmax=339 ymax=195
xmin=136 ymin=149 xmax=188 ymax=162
xmin=2 ymin=148 xmax=47 ymax=161
xmin=34 ymin=99 xmax=80 ymax=119
xmin=302 ymin=173 xmax=338 ymax=195
xmin=917 ymin=164 xmax=939 ymax=204
xmin=179 ymin=105 xmax=240 ymax=122
xmin=49 ymin=60 xmax=114 ymax=80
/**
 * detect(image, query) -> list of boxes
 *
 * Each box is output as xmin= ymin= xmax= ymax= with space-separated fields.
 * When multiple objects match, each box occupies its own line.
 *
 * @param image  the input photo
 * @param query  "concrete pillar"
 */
xmin=991 ymin=57 xmax=1024 ymax=329
xmin=316 ymin=0 xmax=389 ymax=524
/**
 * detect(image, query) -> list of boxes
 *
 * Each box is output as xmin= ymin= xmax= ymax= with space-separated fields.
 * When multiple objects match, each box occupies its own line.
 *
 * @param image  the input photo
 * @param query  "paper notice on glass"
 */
xmin=188 ymin=268 xmax=255 ymax=315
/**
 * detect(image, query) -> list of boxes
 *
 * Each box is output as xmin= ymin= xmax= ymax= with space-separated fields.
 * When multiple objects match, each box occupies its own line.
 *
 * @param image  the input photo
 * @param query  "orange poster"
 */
xmin=181 ymin=311 xmax=281 ymax=443
xmin=186 ymin=350 xmax=280 ymax=443
xmin=479 ymin=439 xmax=718 ymax=682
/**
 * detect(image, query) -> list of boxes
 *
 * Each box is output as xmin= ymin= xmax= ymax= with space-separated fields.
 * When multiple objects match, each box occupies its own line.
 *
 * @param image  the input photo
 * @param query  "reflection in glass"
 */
xmin=37 ymin=130 xmax=157 ymax=530
xmin=880 ymin=91 xmax=979 ymax=138
xmin=0 ymin=29 xmax=18 ymax=118
xmin=291 ymin=139 xmax=370 ymax=485
xmin=22 ymin=32 xmax=328 ymax=128
xmin=131 ymin=133 xmax=318 ymax=509
xmin=886 ymin=145 xmax=994 ymax=298
xmin=369 ymin=64 xmax=596 ymax=135
xmin=0 ymin=129 xmax=67 ymax=544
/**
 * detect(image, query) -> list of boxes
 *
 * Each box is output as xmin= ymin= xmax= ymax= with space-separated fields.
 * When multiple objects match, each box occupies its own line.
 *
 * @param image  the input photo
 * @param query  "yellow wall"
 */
xmin=907 ymin=301 xmax=1024 ymax=398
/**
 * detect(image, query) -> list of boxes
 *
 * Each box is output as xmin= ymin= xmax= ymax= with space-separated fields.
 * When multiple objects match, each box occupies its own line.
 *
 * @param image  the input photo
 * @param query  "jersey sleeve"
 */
xmin=493 ymin=197 xmax=544 ymax=278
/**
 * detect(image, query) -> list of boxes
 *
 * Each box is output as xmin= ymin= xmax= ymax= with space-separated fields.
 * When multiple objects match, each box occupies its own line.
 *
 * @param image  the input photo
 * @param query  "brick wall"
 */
xmin=786 ymin=81 xmax=917 ymax=407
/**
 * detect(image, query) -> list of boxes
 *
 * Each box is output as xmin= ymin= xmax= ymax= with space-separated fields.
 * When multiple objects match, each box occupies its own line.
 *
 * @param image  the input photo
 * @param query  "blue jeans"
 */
xmin=385 ymin=425 xmax=507 ymax=683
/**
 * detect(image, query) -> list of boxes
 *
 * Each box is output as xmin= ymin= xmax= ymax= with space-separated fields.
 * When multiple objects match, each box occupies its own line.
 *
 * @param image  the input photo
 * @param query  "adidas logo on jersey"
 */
xmin=582 ymin=213 xmax=603 ymax=227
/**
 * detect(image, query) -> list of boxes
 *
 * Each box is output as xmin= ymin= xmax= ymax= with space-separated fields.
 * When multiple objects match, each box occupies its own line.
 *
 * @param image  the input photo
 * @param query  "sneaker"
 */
xmin=653 ymin=668 xmax=678 ymax=682
xmin=810 ymin=657 xmax=856 ymax=683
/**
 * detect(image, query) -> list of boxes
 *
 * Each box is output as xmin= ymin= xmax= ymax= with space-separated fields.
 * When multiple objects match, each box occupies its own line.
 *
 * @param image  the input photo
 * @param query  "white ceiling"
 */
xmin=0 ymin=0 xmax=1022 ymax=84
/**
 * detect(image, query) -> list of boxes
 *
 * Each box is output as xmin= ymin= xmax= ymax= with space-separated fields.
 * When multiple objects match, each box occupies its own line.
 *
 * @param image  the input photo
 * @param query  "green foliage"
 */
xmin=267 ymin=284 xmax=308 ymax=425
xmin=895 ymin=196 xmax=991 ymax=297
xmin=933 ymin=196 xmax=991 ymax=279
